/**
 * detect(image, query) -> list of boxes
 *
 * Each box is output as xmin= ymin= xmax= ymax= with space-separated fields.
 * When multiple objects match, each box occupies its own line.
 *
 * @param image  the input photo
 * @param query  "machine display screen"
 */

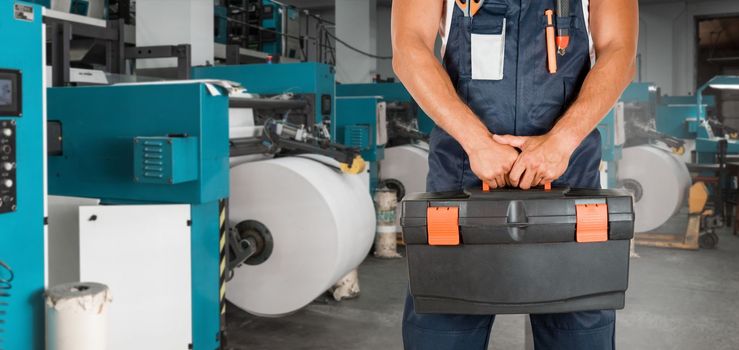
xmin=0 ymin=79 xmax=12 ymax=106
xmin=0 ymin=70 xmax=21 ymax=116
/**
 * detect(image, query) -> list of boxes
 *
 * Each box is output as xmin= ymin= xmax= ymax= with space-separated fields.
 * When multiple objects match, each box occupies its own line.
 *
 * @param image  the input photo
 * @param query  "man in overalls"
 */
xmin=392 ymin=0 xmax=637 ymax=348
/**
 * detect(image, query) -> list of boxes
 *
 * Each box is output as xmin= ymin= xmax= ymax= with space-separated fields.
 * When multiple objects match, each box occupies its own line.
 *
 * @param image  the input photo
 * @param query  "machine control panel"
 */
xmin=0 ymin=70 xmax=21 ymax=117
xmin=0 ymin=120 xmax=16 ymax=213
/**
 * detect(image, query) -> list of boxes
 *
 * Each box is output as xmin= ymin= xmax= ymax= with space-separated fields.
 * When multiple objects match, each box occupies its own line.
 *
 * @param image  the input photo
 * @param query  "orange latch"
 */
xmin=544 ymin=182 xmax=552 ymax=191
xmin=482 ymin=182 xmax=490 ymax=192
xmin=575 ymin=203 xmax=608 ymax=243
xmin=427 ymin=207 xmax=460 ymax=246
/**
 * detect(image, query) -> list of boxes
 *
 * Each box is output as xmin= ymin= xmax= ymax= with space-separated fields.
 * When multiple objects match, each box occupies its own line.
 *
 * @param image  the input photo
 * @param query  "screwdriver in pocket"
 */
xmin=555 ymin=0 xmax=571 ymax=55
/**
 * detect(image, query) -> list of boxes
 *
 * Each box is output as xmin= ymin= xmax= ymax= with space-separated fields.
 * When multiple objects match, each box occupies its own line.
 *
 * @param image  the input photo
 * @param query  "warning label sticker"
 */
xmin=14 ymin=3 xmax=34 ymax=22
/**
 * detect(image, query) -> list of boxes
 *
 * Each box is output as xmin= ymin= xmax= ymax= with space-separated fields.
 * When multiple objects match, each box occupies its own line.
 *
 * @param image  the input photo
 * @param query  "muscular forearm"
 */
xmin=549 ymin=46 xmax=636 ymax=153
xmin=392 ymin=40 xmax=492 ymax=153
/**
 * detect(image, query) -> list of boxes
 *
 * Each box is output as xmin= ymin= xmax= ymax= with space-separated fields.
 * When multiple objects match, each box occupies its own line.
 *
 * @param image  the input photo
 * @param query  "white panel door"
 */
xmin=79 ymin=204 xmax=192 ymax=350
xmin=47 ymin=195 xmax=100 ymax=287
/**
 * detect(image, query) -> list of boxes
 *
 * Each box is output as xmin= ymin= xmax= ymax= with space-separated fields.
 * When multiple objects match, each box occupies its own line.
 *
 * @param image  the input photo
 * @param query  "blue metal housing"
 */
xmin=260 ymin=0 xmax=282 ymax=56
xmin=47 ymin=82 xmax=230 ymax=349
xmin=656 ymin=104 xmax=702 ymax=140
xmin=192 ymin=63 xmax=336 ymax=129
xmin=133 ymin=136 xmax=199 ymax=185
xmin=662 ymin=95 xmax=716 ymax=107
xmin=24 ymin=0 xmax=50 ymax=7
xmin=335 ymin=97 xmax=385 ymax=162
xmin=48 ymin=83 xmax=229 ymax=203
xmin=335 ymin=97 xmax=386 ymax=192
xmin=337 ymin=82 xmax=436 ymax=135
xmin=214 ymin=4 xmax=229 ymax=44
xmin=0 ymin=2 xmax=45 ymax=349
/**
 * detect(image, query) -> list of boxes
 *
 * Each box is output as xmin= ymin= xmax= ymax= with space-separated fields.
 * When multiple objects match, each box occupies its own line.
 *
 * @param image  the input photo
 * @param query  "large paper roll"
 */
xmin=379 ymin=143 xmax=430 ymax=198
xmin=380 ymin=143 xmax=429 ymax=232
xmin=618 ymin=145 xmax=691 ymax=232
xmin=228 ymin=156 xmax=375 ymax=316
xmin=46 ymin=282 xmax=112 ymax=350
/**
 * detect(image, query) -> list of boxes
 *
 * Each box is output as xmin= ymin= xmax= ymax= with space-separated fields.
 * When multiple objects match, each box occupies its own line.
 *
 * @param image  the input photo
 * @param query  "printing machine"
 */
xmin=619 ymin=78 xmax=739 ymax=163
xmin=0 ymin=9 xmax=361 ymax=347
xmin=655 ymin=76 xmax=739 ymax=164
xmin=43 ymin=78 xmax=361 ymax=348
xmin=192 ymin=62 xmax=367 ymax=174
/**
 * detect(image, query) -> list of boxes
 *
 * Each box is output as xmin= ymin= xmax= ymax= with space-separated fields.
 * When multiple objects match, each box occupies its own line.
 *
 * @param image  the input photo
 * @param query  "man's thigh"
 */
xmin=530 ymin=310 xmax=616 ymax=350
xmin=402 ymin=291 xmax=495 ymax=350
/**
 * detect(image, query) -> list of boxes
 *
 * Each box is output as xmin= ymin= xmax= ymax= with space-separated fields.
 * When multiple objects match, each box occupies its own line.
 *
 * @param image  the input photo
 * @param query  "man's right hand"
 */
xmin=466 ymin=136 xmax=519 ymax=189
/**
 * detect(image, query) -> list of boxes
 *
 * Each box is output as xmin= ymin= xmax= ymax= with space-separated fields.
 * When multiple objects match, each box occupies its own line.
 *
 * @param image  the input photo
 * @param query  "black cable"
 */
xmin=323 ymin=29 xmax=393 ymax=60
xmin=0 ymin=261 xmax=12 ymax=285
xmin=0 ymin=260 xmax=11 ymax=346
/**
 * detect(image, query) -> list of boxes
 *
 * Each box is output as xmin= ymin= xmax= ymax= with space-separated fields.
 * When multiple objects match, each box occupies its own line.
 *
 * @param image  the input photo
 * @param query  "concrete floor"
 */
xmin=226 ymin=229 xmax=739 ymax=350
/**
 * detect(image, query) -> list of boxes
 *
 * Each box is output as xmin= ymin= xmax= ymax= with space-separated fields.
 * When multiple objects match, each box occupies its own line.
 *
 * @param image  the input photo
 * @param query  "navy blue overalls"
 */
xmin=402 ymin=0 xmax=614 ymax=349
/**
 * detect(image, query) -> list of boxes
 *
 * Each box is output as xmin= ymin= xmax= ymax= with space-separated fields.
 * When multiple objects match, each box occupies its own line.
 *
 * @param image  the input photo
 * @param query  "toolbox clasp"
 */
xmin=427 ymin=206 xmax=460 ymax=245
xmin=575 ymin=202 xmax=609 ymax=243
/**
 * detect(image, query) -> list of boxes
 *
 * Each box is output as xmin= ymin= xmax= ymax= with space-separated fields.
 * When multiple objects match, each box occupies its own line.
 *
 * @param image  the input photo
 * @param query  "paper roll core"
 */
xmin=46 ymin=282 xmax=112 ymax=350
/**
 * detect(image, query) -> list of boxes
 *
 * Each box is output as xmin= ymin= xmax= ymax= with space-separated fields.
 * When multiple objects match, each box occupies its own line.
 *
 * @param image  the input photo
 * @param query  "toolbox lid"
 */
xmin=401 ymin=187 xmax=634 ymax=245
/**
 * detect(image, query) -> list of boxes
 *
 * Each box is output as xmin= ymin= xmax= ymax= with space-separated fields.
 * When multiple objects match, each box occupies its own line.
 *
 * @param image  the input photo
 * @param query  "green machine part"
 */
xmin=47 ymin=82 xmax=230 ymax=349
xmin=0 ymin=2 xmax=46 ymax=349
xmin=260 ymin=0 xmax=282 ymax=56
xmin=23 ymin=0 xmax=50 ymax=7
xmin=337 ymin=82 xmax=436 ymax=136
xmin=335 ymin=96 xmax=387 ymax=192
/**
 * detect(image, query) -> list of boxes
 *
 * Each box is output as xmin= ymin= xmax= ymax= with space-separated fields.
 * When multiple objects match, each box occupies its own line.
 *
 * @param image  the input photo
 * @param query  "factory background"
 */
xmin=0 ymin=0 xmax=738 ymax=349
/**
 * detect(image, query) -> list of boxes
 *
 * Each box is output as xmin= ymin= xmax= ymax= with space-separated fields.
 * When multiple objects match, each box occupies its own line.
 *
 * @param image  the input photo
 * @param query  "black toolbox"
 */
xmin=401 ymin=187 xmax=634 ymax=315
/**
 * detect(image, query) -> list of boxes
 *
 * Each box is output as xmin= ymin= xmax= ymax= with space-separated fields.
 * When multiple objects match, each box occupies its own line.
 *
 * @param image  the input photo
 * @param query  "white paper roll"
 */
xmin=380 ymin=143 xmax=430 ymax=232
xmin=228 ymin=104 xmax=274 ymax=165
xmin=228 ymin=156 xmax=375 ymax=316
xmin=46 ymin=282 xmax=112 ymax=350
xmin=618 ymin=145 xmax=691 ymax=232
xmin=379 ymin=143 xmax=430 ymax=197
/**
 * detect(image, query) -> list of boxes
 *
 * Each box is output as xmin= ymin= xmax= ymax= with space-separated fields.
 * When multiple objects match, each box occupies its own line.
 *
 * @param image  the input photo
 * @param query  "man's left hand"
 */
xmin=493 ymin=133 xmax=578 ymax=190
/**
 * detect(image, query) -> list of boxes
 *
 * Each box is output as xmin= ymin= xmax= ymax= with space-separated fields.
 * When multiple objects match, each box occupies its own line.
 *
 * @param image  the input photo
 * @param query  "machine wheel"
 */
xmin=699 ymin=232 xmax=719 ymax=249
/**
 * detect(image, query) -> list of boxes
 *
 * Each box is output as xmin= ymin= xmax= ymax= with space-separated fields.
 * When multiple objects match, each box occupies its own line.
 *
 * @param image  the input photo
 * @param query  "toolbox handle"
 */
xmin=482 ymin=181 xmax=552 ymax=192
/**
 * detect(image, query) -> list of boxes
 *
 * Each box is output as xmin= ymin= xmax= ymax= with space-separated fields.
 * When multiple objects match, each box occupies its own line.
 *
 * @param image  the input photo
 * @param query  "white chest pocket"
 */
xmin=471 ymin=19 xmax=506 ymax=80
xmin=469 ymin=3 xmax=508 ymax=81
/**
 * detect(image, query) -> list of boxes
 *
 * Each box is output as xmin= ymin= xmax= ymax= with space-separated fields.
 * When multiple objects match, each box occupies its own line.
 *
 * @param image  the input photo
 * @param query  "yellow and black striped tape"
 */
xmin=219 ymin=199 xmax=228 ymax=319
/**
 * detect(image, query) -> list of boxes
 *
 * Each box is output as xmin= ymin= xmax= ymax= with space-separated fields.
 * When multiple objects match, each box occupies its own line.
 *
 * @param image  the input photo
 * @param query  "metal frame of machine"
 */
xmin=0 ymin=2 xmax=46 ymax=348
xmin=193 ymin=62 xmax=335 ymax=129
xmin=337 ymin=82 xmax=435 ymax=144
